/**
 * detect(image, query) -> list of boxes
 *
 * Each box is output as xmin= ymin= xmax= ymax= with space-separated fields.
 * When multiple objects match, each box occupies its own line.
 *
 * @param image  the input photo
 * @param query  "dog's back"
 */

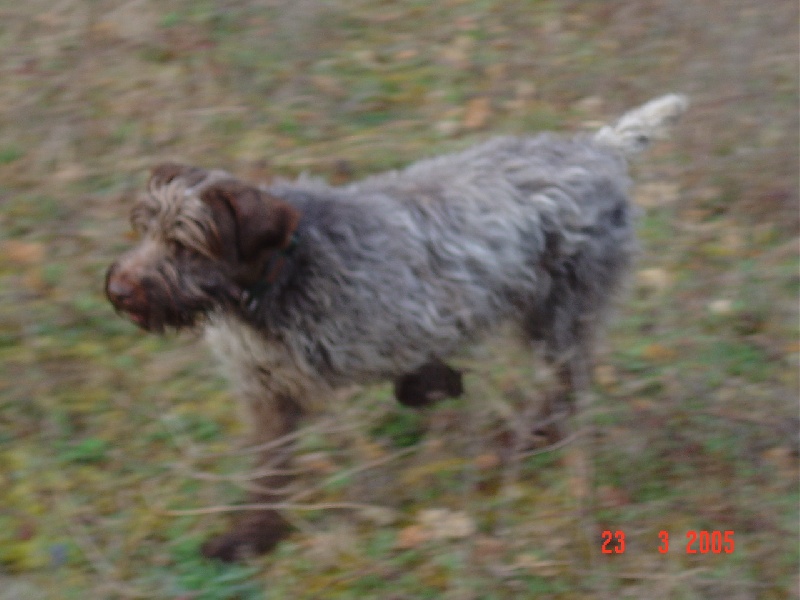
xmin=264 ymin=131 xmax=645 ymax=381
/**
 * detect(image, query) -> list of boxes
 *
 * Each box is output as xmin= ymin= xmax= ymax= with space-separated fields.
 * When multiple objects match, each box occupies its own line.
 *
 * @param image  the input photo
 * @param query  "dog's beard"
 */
xmin=106 ymin=261 xmax=241 ymax=333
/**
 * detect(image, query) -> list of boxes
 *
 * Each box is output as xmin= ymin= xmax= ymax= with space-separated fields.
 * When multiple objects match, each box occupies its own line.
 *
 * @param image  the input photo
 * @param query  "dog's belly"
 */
xmin=293 ymin=280 xmax=534 ymax=386
xmin=205 ymin=306 xmax=477 ymax=393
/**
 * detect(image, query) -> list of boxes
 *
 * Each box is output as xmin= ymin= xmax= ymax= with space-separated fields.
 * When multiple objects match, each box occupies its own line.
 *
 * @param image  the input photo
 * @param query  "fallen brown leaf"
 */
xmin=463 ymin=97 xmax=492 ymax=129
xmin=3 ymin=241 xmax=45 ymax=265
xmin=396 ymin=524 xmax=429 ymax=549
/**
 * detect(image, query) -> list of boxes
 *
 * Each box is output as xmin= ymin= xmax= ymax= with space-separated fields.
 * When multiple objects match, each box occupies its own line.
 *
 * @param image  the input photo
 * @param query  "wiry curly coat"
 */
xmin=106 ymin=94 xmax=687 ymax=561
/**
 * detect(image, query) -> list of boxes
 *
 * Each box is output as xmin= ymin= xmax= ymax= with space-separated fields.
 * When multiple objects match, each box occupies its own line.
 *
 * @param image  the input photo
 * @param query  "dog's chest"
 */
xmin=203 ymin=315 xmax=321 ymax=406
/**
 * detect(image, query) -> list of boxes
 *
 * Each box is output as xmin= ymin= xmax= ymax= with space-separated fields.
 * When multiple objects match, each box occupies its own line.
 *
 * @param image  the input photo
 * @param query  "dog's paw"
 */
xmin=201 ymin=511 xmax=291 ymax=562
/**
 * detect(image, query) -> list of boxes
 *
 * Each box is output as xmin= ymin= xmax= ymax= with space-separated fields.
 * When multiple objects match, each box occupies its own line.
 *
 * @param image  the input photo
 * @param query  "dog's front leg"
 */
xmin=201 ymin=389 xmax=303 ymax=562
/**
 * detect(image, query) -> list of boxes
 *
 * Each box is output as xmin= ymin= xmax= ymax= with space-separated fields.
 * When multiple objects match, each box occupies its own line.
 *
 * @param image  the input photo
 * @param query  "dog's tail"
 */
xmin=593 ymin=94 xmax=688 ymax=156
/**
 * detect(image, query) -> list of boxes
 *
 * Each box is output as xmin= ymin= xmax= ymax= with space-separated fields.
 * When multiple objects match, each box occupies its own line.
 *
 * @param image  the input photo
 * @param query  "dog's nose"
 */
xmin=106 ymin=269 xmax=136 ymax=304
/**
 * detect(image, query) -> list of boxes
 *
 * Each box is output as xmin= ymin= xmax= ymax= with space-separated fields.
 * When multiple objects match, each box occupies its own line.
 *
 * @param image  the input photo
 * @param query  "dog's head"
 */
xmin=105 ymin=163 xmax=300 ymax=332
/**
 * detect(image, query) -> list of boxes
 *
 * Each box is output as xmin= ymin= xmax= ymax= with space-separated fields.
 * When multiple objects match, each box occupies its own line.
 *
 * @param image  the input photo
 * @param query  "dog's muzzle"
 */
xmin=105 ymin=263 xmax=153 ymax=330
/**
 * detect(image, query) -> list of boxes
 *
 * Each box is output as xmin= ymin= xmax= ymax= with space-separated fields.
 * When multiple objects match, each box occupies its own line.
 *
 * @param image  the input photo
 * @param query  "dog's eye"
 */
xmin=130 ymin=205 xmax=156 ymax=234
xmin=130 ymin=218 xmax=151 ymax=238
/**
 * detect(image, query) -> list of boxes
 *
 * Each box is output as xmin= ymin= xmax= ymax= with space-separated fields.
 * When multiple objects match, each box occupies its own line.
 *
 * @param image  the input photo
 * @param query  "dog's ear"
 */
xmin=149 ymin=163 xmax=211 ymax=190
xmin=199 ymin=180 xmax=300 ymax=264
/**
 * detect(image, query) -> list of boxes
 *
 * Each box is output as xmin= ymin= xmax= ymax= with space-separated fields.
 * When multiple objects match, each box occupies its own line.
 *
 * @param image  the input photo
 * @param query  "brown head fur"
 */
xmin=105 ymin=163 xmax=300 ymax=332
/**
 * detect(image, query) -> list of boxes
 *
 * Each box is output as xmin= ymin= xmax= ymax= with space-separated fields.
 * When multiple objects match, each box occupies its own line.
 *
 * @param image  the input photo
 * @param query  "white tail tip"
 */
xmin=594 ymin=94 xmax=689 ymax=156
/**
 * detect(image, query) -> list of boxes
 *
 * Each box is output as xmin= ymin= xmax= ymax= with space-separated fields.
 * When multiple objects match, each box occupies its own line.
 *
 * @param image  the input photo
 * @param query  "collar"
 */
xmin=242 ymin=233 xmax=298 ymax=309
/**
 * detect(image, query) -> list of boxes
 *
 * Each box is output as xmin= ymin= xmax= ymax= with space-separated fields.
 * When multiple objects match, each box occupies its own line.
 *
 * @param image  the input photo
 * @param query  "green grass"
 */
xmin=0 ymin=145 xmax=23 ymax=164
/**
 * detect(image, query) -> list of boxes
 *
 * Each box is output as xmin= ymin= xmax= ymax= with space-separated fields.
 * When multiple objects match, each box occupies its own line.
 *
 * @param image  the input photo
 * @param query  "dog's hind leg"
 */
xmin=524 ymin=277 xmax=598 ymax=445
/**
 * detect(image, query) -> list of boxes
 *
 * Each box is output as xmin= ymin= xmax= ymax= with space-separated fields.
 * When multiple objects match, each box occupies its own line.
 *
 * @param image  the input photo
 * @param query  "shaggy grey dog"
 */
xmin=105 ymin=94 xmax=687 ymax=561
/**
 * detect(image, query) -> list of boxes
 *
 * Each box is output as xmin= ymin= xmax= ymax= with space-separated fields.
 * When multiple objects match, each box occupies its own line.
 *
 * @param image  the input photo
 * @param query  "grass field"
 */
xmin=0 ymin=1 xmax=797 ymax=598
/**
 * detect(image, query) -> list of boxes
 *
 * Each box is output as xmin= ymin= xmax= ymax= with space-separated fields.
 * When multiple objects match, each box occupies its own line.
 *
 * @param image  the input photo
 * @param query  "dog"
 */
xmin=105 ymin=94 xmax=687 ymax=561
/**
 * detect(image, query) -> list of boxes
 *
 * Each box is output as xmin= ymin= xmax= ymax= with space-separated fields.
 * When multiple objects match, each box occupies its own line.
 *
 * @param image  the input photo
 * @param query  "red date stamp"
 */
xmin=601 ymin=530 xmax=735 ymax=554
xmin=600 ymin=530 xmax=626 ymax=554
